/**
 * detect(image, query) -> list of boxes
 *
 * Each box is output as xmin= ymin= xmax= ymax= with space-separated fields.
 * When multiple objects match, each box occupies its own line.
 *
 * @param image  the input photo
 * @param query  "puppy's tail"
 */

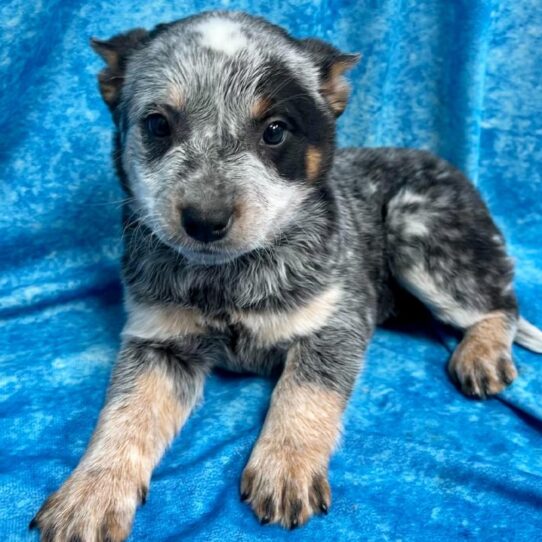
xmin=514 ymin=317 xmax=542 ymax=353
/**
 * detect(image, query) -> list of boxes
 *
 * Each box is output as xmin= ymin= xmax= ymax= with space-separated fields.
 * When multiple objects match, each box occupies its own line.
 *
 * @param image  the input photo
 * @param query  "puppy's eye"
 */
xmin=146 ymin=114 xmax=171 ymax=138
xmin=262 ymin=121 xmax=287 ymax=146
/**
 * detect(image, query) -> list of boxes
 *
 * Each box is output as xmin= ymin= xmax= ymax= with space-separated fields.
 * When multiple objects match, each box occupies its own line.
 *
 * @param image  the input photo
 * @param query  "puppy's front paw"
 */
xmin=240 ymin=440 xmax=331 ymax=529
xmin=30 ymin=468 xmax=146 ymax=542
xmin=449 ymin=336 xmax=517 ymax=399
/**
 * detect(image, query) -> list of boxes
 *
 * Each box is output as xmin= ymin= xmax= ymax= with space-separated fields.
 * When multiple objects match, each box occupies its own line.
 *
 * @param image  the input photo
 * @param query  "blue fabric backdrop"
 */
xmin=1 ymin=1 xmax=541 ymax=540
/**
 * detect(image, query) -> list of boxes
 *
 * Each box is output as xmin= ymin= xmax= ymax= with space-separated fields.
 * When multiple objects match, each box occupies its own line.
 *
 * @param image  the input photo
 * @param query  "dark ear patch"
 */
xmin=90 ymin=28 xmax=149 ymax=111
xmin=300 ymin=38 xmax=360 ymax=117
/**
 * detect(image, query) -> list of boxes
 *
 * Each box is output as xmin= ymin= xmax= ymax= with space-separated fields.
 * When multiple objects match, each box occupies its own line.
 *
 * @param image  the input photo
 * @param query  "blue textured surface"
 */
xmin=1 ymin=1 xmax=542 ymax=540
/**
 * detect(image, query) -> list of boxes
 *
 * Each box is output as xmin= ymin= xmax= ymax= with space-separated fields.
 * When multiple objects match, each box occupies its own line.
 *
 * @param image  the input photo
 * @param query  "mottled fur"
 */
xmin=32 ymin=10 xmax=542 ymax=541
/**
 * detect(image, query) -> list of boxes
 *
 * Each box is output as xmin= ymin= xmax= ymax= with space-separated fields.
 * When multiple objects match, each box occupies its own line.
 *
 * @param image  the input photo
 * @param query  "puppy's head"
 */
xmin=92 ymin=11 xmax=358 ymax=264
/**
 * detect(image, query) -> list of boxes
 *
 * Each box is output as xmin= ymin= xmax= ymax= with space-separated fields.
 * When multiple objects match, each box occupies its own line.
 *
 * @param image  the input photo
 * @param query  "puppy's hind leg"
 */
xmin=385 ymin=154 xmax=519 ymax=398
xmin=448 ymin=312 xmax=517 ymax=398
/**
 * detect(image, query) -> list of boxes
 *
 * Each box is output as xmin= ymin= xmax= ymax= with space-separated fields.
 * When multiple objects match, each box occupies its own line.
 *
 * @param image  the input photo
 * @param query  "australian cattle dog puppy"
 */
xmin=32 ymin=10 xmax=542 ymax=541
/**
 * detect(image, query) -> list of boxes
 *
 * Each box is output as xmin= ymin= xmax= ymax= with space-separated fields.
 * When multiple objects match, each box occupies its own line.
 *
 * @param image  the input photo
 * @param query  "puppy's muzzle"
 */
xmin=181 ymin=205 xmax=233 ymax=243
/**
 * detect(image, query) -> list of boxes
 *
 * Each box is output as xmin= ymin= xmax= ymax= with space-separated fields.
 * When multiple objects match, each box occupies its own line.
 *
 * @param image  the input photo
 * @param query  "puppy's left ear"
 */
xmin=300 ymin=38 xmax=360 ymax=117
xmin=90 ymin=28 xmax=149 ymax=112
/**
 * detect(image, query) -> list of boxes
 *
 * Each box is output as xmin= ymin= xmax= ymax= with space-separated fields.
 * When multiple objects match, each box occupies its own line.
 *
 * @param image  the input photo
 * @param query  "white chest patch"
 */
xmin=195 ymin=18 xmax=248 ymax=56
xmin=122 ymin=297 xmax=209 ymax=342
xmin=232 ymin=285 xmax=343 ymax=347
xmin=122 ymin=285 xmax=342 ymax=349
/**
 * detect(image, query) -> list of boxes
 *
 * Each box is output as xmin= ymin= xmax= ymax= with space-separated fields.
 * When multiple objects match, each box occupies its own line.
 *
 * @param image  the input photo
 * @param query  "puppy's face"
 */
xmin=93 ymin=12 xmax=358 ymax=264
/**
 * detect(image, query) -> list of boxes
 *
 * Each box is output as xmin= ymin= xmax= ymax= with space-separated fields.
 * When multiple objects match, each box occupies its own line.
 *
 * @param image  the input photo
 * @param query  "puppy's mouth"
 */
xmin=179 ymin=246 xmax=243 ymax=265
xmin=146 ymin=220 xmax=246 ymax=265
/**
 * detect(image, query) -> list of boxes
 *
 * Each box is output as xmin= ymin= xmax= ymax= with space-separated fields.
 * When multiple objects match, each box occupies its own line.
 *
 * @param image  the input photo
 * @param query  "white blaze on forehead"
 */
xmin=195 ymin=18 xmax=248 ymax=55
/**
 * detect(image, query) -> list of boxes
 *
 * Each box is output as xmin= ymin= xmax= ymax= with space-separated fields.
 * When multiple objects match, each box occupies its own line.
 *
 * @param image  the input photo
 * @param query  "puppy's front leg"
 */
xmin=31 ymin=337 xmax=209 ymax=542
xmin=241 ymin=323 xmax=368 ymax=529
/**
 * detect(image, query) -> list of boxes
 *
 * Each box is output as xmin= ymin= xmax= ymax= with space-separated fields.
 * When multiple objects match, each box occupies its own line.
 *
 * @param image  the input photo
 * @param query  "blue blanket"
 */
xmin=1 ymin=1 xmax=541 ymax=540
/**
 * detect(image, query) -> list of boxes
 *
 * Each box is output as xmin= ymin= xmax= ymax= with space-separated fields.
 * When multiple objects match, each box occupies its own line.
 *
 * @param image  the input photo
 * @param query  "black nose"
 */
xmin=181 ymin=206 xmax=233 ymax=243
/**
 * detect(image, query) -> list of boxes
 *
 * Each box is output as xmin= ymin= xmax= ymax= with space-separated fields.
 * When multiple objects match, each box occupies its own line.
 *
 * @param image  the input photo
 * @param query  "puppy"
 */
xmin=31 ymin=10 xmax=542 ymax=541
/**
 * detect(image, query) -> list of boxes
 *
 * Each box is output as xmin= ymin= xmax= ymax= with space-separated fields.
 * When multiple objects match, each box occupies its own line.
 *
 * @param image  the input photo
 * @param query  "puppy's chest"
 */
xmin=217 ymin=321 xmax=287 ymax=375
xmin=125 ymin=284 xmax=342 ymax=373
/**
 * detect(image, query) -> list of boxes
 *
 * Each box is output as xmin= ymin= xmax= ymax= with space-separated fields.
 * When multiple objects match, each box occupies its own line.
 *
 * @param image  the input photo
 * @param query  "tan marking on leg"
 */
xmin=32 ymin=366 xmax=190 ymax=541
xmin=241 ymin=354 xmax=344 ymax=528
xmin=87 ymin=367 xmax=187 ymax=472
xmin=123 ymin=296 xmax=208 ymax=341
xmin=250 ymin=96 xmax=272 ymax=120
xmin=449 ymin=311 xmax=518 ymax=398
xmin=234 ymin=284 xmax=342 ymax=348
xmin=305 ymin=145 xmax=323 ymax=182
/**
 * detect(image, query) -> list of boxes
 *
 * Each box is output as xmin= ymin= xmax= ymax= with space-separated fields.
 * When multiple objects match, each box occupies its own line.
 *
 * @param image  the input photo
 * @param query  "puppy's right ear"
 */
xmin=90 ymin=28 xmax=149 ymax=112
